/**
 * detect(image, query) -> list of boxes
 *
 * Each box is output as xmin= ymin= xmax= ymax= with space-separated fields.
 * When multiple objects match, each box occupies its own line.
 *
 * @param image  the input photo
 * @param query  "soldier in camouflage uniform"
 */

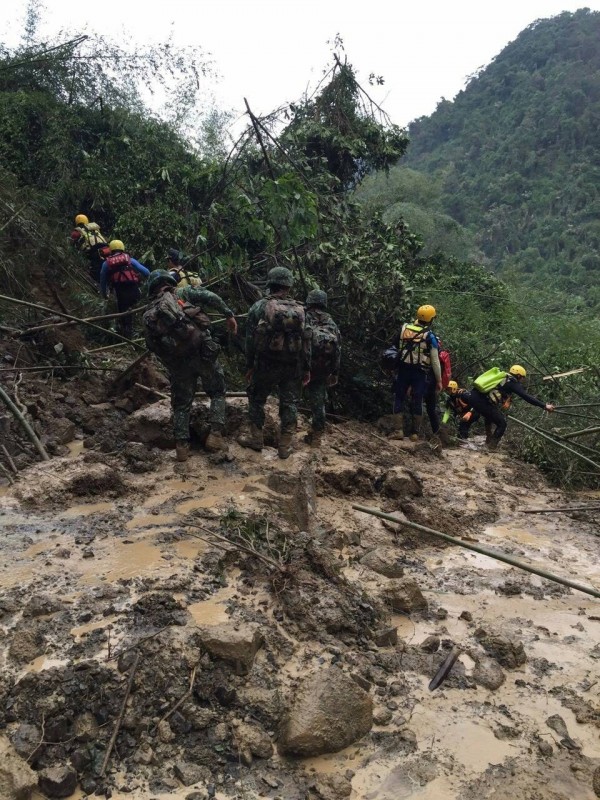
xmin=239 ymin=267 xmax=311 ymax=459
xmin=143 ymin=270 xmax=237 ymax=462
xmin=304 ymin=289 xmax=341 ymax=447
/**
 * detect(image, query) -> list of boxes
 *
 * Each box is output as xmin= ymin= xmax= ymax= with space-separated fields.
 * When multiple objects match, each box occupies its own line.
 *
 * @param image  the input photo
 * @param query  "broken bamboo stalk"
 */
xmin=87 ymin=338 xmax=145 ymax=354
xmin=100 ymin=651 xmax=140 ymax=776
xmin=520 ymin=506 xmax=600 ymax=514
xmin=184 ymin=521 xmax=284 ymax=572
xmin=560 ymin=426 xmax=600 ymax=440
xmin=508 ymin=415 xmax=600 ymax=472
xmin=556 ymin=403 xmax=600 ymax=409
xmin=352 ymin=504 xmax=600 ymax=599
xmin=134 ymin=383 xmax=247 ymax=399
xmin=0 ymin=462 xmax=15 ymax=485
xmin=0 ymin=384 xmax=50 ymax=461
xmin=1 ymin=444 xmax=17 ymax=473
xmin=0 ymin=365 xmax=119 ymax=373
xmin=0 ymin=294 xmax=144 ymax=350
xmin=21 ymin=304 xmax=148 ymax=335
xmin=543 ymin=367 xmax=589 ymax=381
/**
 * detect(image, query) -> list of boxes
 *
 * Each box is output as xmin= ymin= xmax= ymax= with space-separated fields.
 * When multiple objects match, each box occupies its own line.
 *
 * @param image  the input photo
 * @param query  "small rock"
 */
xmin=372 ymin=627 xmax=398 ymax=647
xmin=360 ymin=548 xmax=405 ymax=578
xmin=474 ymin=628 xmax=526 ymax=669
xmin=459 ymin=610 xmax=473 ymax=622
xmin=175 ymin=762 xmax=210 ymax=787
xmin=373 ymin=707 xmax=393 ymax=725
xmin=0 ymin=736 xmax=38 ymax=800
xmin=73 ymin=712 xmax=99 ymax=742
xmin=379 ymin=467 xmax=422 ymax=499
xmin=538 ymin=740 xmax=553 ymax=757
xmin=420 ymin=635 xmax=440 ymax=653
xmin=10 ymin=724 xmax=41 ymax=761
xmin=186 ymin=792 xmax=209 ymax=800
xmin=157 ymin=720 xmax=175 ymax=743
xmin=133 ymin=743 xmax=154 ymax=765
xmin=22 ymin=594 xmax=66 ymax=618
xmin=378 ymin=578 xmax=427 ymax=613
xmin=592 ymin=765 xmax=600 ymax=797
xmin=82 ymin=548 xmax=95 ymax=559
xmin=232 ymin=721 xmax=273 ymax=765
xmin=197 ymin=623 xmax=263 ymax=674
xmin=473 ymin=658 xmax=505 ymax=691
xmin=38 ymin=765 xmax=78 ymax=799
xmin=545 ymin=714 xmax=570 ymax=739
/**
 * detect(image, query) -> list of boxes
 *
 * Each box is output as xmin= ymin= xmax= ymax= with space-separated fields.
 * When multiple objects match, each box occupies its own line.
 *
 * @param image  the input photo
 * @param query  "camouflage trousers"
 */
xmin=305 ymin=377 xmax=328 ymax=432
xmin=168 ymin=355 xmax=226 ymax=442
xmin=247 ymin=361 xmax=301 ymax=433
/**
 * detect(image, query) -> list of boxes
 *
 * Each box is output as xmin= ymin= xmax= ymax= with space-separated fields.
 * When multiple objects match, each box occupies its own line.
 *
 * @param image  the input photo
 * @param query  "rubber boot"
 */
xmin=278 ymin=431 xmax=294 ymax=459
xmin=484 ymin=422 xmax=494 ymax=444
xmin=307 ymin=429 xmax=323 ymax=448
xmin=175 ymin=440 xmax=190 ymax=462
xmin=205 ymin=430 xmax=225 ymax=453
xmin=388 ymin=413 xmax=404 ymax=440
xmin=238 ymin=423 xmax=263 ymax=452
xmin=487 ymin=437 xmax=500 ymax=452
xmin=410 ymin=415 xmax=423 ymax=442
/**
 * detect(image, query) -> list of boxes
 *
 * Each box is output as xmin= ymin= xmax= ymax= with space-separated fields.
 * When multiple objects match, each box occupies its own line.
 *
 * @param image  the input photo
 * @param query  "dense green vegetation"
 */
xmin=362 ymin=9 xmax=600 ymax=310
xmin=0 ymin=22 xmax=598 ymax=486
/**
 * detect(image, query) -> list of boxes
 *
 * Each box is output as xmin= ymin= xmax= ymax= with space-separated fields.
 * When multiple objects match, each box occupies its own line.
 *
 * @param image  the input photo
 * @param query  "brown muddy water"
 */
xmin=1 ymin=440 xmax=599 ymax=799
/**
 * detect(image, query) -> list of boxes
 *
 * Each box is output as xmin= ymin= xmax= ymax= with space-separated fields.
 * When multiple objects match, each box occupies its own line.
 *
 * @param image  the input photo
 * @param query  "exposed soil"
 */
xmin=0 ymin=373 xmax=599 ymax=800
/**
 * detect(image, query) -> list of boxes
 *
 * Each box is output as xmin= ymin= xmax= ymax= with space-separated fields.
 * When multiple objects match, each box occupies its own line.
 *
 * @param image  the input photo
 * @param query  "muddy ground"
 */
xmin=0 ymin=370 xmax=599 ymax=800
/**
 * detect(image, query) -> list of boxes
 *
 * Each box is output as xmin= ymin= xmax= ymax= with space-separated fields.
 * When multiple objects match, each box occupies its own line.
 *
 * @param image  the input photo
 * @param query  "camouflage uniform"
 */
xmin=245 ymin=295 xmax=311 ymax=433
xmin=162 ymin=286 xmax=234 ymax=440
xmin=305 ymin=307 xmax=341 ymax=432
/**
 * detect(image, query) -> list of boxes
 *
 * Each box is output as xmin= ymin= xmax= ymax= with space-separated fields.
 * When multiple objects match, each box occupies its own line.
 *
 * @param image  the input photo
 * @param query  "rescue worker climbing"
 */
xmin=239 ymin=266 xmax=311 ymax=459
xmin=442 ymin=380 xmax=488 ymax=441
xmin=466 ymin=365 xmax=555 ymax=449
xmin=99 ymin=240 xmax=150 ymax=339
xmin=304 ymin=289 xmax=341 ymax=448
xmin=391 ymin=304 xmax=442 ymax=441
xmin=70 ymin=214 xmax=109 ymax=282
xmin=142 ymin=269 xmax=237 ymax=462
xmin=166 ymin=248 xmax=202 ymax=288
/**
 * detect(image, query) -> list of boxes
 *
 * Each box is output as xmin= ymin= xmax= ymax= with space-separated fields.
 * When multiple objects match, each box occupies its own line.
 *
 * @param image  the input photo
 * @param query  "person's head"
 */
xmin=446 ymin=380 xmax=459 ymax=395
xmin=166 ymin=248 xmax=182 ymax=267
xmin=509 ymin=364 xmax=527 ymax=382
xmin=266 ymin=266 xmax=294 ymax=295
xmin=306 ymin=289 xmax=327 ymax=309
xmin=75 ymin=214 xmax=89 ymax=226
xmin=109 ymin=239 xmax=125 ymax=253
xmin=147 ymin=269 xmax=177 ymax=296
xmin=416 ymin=304 xmax=436 ymax=325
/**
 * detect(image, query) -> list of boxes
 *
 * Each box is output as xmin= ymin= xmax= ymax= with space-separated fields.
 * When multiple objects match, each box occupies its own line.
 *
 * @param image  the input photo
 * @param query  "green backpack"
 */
xmin=474 ymin=367 xmax=508 ymax=393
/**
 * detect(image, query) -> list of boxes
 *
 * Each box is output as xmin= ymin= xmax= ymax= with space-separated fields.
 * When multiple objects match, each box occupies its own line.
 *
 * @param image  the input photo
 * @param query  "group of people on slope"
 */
xmin=142 ymin=266 xmax=341 ymax=463
xmin=390 ymin=305 xmax=555 ymax=449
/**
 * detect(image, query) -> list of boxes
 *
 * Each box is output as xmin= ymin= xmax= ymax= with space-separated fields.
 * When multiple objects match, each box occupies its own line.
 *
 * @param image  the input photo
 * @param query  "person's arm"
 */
xmin=130 ymin=258 xmax=151 ymax=279
xmin=505 ymin=378 xmax=547 ymax=409
xmin=429 ymin=335 xmax=442 ymax=385
xmin=182 ymin=287 xmax=234 ymax=317
xmin=245 ymin=301 xmax=262 ymax=371
xmin=391 ymin=332 xmax=400 ymax=349
xmin=99 ymin=262 xmax=109 ymax=296
xmin=334 ymin=325 xmax=342 ymax=377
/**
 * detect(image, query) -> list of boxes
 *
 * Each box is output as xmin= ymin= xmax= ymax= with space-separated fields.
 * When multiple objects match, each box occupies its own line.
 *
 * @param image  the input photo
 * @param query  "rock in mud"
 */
xmin=73 ymin=712 xmax=99 ymax=742
xmin=379 ymin=466 xmax=422 ymax=499
xmin=473 ymin=657 xmax=505 ymax=691
xmin=318 ymin=461 xmax=379 ymax=495
xmin=197 ymin=622 xmax=263 ymax=674
xmin=124 ymin=400 xmax=176 ymax=448
xmin=360 ymin=548 xmax=405 ymax=578
xmin=278 ymin=666 xmax=373 ymax=757
xmin=37 ymin=765 xmax=77 ymax=798
xmin=232 ymin=720 xmax=273 ymax=765
xmin=0 ymin=736 xmax=38 ymax=800
xmin=593 ymin=765 xmax=600 ymax=797
xmin=8 ymin=629 xmax=45 ymax=663
xmin=474 ymin=628 xmax=526 ymax=669
xmin=420 ymin=635 xmax=440 ymax=653
xmin=10 ymin=724 xmax=41 ymax=761
xmin=174 ymin=762 xmax=210 ymax=787
xmin=373 ymin=626 xmax=398 ymax=647
xmin=22 ymin=594 xmax=66 ymax=618
xmin=378 ymin=578 xmax=427 ymax=613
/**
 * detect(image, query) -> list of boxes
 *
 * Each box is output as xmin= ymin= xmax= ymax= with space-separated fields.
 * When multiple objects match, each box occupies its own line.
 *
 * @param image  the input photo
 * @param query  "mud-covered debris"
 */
xmin=459 ymin=610 xmax=473 ymax=622
xmin=497 ymin=580 xmax=523 ymax=596
xmin=545 ymin=714 xmax=570 ymax=739
xmin=420 ymin=635 xmax=440 ymax=653
xmin=22 ymin=594 xmax=66 ymax=618
xmin=279 ymin=666 xmax=373 ymax=757
xmin=472 ymin=657 xmax=505 ymax=691
xmin=312 ymin=772 xmax=353 ymax=799
xmin=318 ymin=461 xmax=379 ymax=495
xmin=37 ymin=765 xmax=77 ymax=798
xmin=232 ymin=720 xmax=273 ymax=765
xmin=593 ymin=765 xmax=600 ymax=798
xmin=373 ymin=706 xmax=393 ymax=725
xmin=0 ymin=735 xmax=38 ymax=800
xmin=360 ymin=547 xmax=405 ymax=578
xmin=10 ymin=724 xmax=41 ymax=762
xmin=197 ymin=622 xmax=263 ymax=674
xmin=73 ymin=711 xmax=99 ymax=742
xmin=174 ymin=761 xmax=211 ymax=787
xmin=8 ymin=628 xmax=45 ymax=663
xmin=372 ymin=626 xmax=398 ymax=647
xmin=378 ymin=466 xmax=422 ymax=499
xmin=537 ymin=739 xmax=553 ymax=757
xmin=474 ymin=628 xmax=526 ymax=669
xmin=378 ymin=577 xmax=428 ymax=613
xmin=131 ymin=592 xmax=189 ymax=629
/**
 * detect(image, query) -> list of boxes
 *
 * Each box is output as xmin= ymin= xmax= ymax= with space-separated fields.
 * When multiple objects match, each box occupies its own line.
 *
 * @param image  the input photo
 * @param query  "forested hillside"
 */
xmin=361 ymin=9 xmax=600 ymax=308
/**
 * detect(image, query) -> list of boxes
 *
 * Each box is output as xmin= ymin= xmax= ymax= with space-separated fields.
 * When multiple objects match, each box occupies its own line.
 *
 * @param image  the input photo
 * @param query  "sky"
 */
xmin=2 ymin=0 xmax=600 ymax=128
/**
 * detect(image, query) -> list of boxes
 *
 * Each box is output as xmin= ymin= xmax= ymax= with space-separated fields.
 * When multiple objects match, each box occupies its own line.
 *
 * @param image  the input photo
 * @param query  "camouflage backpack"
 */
xmin=255 ymin=297 xmax=306 ymax=362
xmin=308 ymin=309 xmax=339 ymax=376
xmin=143 ymin=291 xmax=205 ymax=358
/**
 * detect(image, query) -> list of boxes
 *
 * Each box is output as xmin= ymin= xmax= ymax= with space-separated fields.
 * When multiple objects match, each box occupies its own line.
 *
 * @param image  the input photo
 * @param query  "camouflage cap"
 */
xmin=306 ymin=289 xmax=328 ymax=307
xmin=266 ymin=266 xmax=294 ymax=287
xmin=147 ymin=269 xmax=177 ymax=294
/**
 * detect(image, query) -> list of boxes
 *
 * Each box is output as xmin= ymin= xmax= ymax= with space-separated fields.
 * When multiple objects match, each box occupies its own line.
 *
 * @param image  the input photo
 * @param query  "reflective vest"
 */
xmin=399 ymin=323 xmax=432 ymax=367
xmin=105 ymin=252 xmax=139 ymax=285
xmin=76 ymin=223 xmax=106 ymax=253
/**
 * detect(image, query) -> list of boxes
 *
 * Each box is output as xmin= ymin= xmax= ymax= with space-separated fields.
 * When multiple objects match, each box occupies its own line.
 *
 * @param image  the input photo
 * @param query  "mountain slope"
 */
xmin=400 ymin=9 xmax=600 ymax=306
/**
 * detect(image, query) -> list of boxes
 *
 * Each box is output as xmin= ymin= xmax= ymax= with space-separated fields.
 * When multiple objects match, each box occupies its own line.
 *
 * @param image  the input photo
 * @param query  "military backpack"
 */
xmin=307 ymin=309 xmax=339 ymax=376
xmin=255 ymin=297 xmax=306 ymax=362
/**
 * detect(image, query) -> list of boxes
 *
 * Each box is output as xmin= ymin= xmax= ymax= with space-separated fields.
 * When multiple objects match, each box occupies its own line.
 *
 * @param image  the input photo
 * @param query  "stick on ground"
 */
xmin=100 ymin=651 xmax=140 ymax=776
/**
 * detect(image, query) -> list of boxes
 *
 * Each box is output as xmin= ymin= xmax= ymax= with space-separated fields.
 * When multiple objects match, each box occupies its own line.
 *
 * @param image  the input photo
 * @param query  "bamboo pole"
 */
xmin=87 ymin=338 xmax=145 ymax=354
xmin=0 ymin=384 xmax=50 ymax=461
xmin=0 ymin=365 xmax=119 ymax=373
xmin=508 ymin=415 xmax=600 ymax=472
xmin=520 ymin=506 xmax=600 ymax=514
xmin=134 ymin=383 xmax=247 ymax=399
xmin=352 ymin=504 xmax=600 ymax=599
xmin=0 ymin=294 xmax=144 ymax=350
xmin=560 ymin=426 xmax=600 ymax=440
xmin=21 ymin=304 xmax=148 ymax=335
xmin=556 ymin=403 xmax=600 ymax=409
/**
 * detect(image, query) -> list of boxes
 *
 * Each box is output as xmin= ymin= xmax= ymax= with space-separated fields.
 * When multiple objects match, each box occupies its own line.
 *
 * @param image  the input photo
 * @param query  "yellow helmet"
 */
xmin=75 ymin=214 xmax=89 ymax=225
xmin=447 ymin=380 xmax=458 ymax=392
xmin=509 ymin=364 xmax=527 ymax=378
xmin=416 ymin=304 xmax=436 ymax=323
xmin=109 ymin=239 xmax=125 ymax=252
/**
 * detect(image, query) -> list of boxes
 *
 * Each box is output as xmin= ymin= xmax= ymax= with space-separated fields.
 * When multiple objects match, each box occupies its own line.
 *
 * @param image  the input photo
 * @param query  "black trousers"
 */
xmin=114 ymin=284 xmax=141 ymax=339
xmin=466 ymin=390 xmax=507 ymax=440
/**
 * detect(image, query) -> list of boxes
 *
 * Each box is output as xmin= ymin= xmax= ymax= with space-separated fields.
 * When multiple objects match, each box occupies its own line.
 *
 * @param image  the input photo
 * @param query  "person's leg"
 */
xmin=468 ymin=392 xmax=505 ymax=446
xmin=424 ymin=379 xmax=440 ymax=434
xmin=115 ymin=285 xmax=140 ymax=338
xmin=391 ymin=366 xmax=410 ymax=438
xmin=409 ymin=368 xmax=427 ymax=440
xmin=169 ymin=369 xmax=199 ymax=461
xmin=306 ymin=377 xmax=327 ymax=444
xmin=278 ymin=368 xmax=302 ymax=458
xmin=239 ymin=365 xmax=275 ymax=450
xmin=198 ymin=359 xmax=227 ymax=451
